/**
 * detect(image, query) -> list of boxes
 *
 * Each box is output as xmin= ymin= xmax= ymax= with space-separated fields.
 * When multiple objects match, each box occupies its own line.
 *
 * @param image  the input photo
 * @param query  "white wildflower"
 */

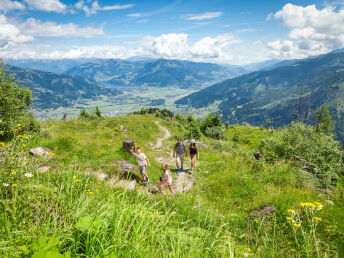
xmin=25 ymin=173 xmax=33 ymax=178
xmin=3 ymin=183 xmax=9 ymax=187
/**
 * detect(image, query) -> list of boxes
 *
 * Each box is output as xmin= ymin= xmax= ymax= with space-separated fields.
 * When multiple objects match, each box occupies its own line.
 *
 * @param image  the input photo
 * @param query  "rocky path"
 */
xmin=153 ymin=121 xmax=195 ymax=194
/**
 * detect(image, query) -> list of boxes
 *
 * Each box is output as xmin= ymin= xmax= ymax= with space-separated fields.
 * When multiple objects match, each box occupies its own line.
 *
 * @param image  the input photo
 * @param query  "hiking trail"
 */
xmin=154 ymin=121 xmax=195 ymax=194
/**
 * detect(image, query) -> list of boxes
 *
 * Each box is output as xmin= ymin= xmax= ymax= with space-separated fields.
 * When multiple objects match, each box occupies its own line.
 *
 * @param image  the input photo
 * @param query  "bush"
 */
xmin=185 ymin=120 xmax=202 ymax=140
xmin=80 ymin=108 xmax=89 ymax=119
xmin=261 ymin=122 xmax=344 ymax=187
xmin=0 ymin=61 xmax=39 ymax=141
xmin=204 ymin=126 xmax=226 ymax=140
xmin=200 ymin=113 xmax=222 ymax=133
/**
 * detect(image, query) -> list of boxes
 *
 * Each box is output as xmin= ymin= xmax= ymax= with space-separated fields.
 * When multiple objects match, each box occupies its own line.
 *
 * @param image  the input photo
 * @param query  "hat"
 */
xmin=191 ymin=139 xmax=196 ymax=144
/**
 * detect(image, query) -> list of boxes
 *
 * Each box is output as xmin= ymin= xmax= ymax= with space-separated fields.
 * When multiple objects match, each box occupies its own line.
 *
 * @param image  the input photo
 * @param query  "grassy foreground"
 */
xmin=0 ymin=115 xmax=343 ymax=257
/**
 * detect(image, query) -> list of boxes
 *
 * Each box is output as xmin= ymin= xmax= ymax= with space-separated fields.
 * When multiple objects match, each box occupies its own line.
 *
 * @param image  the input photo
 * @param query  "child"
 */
xmin=157 ymin=164 xmax=173 ymax=194
xmin=130 ymin=147 xmax=151 ymax=183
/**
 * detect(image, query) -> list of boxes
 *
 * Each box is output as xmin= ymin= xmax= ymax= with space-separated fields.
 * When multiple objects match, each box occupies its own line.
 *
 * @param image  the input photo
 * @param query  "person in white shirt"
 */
xmin=130 ymin=147 xmax=151 ymax=183
xmin=157 ymin=164 xmax=173 ymax=194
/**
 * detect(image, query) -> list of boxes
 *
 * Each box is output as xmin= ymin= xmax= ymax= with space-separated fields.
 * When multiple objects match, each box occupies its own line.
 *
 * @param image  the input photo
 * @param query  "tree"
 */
xmin=0 ymin=60 xmax=39 ymax=141
xmin=79 ymin=108 xmax=89 ymax=119
xmin=315 ymin=105 xmax=334 ymax=134
xmin=225 ymin=121 xmax=229 ymax=130
xmin=95 ymin=106 xmax=101 ymax=118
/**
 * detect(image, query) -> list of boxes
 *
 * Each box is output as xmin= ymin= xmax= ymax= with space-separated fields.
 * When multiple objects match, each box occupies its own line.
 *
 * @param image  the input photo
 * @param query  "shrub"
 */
xmin=0 ymin=60 xmax=39 ymax=141
xmin=95 ymin=106 xmax=101 ymax=118
xmin=200 ymin=113 xmax=222 ymax=133
xmin=185 ymin=120 xmax=202 ymax=140
xmin=261 ymin=122 xmax=344 ymax=187
xmin=80 ymin=108 xmax=89 ymax=119
xmin=204 ymin=126 xmax=226 ymax=140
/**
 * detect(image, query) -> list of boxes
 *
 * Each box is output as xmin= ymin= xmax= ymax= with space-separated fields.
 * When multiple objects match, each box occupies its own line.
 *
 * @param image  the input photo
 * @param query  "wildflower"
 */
xmin=244 ymin=253 xmax=249 ymax=257
xmin=286 ymin=217 xmax=292 ymax=220
xmin=287 ymin=209 xmax=296 ymax=214
xmin=73 ymin=176 xmax=76 ymax=179
xmin=317 ymin=204 xmax=323 ymax=211
xmin=314 ymin=201 xmax=321 ymax=206
xmin=3 ymin=183 xmax=9 ymax=187
xmin=75 ymin=179 xmax=81 ymax=183
xmin=11 ymin=157 xmax=15 ymax=160
xmin=314 ymin=217 xmax=322 ymax=221
xmin=22 ymin=144 xmax=26 ymax=147
xmin=294 ymin=224 xmax=301 ymax=228
xmin=25 ymin=173 xmax=33 ymax=178
xmin=48 ymin=152 xmax=55 ymax=156
xmin=0 ymin=142 xmax=6 ymax=147
xmin=12 ymin=184 xmax=17 ymax=187
xmin=291 ymin=249 xmax=296 ymax=252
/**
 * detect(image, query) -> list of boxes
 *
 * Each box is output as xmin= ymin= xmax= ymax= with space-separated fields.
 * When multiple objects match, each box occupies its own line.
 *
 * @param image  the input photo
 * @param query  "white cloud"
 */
xmin=268 ymin=3 xmax=344 ymax=58
xmin=19 ymin=18 xmax=104 ymax=38
xmin=0 ymin=0 xmax=25 ymax=13
xmin=137 ymin=19 xmax=148 ymax=24
xmin=127 ymin=13 xmax=145 ymax=17
xmin=80 ymin=1 xmax=134 ymax=16
xmin=236 ymin=28 xmax=255 ymax=33
xmin=0 ymin=15 xmax=32 ymax=48
xmin=182 ymin=12 xmax=223 ymax=21
xmin=253 ymin=40 xmax=262 ymax=45
xmin=23 ymin=0 xmax=67 ymax=13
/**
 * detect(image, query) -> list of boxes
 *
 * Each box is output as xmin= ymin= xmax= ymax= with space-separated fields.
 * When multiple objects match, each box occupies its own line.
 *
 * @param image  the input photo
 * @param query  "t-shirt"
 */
xmin=174 ymin=142 xmax=186 ymax=155
xmin=134 ymin=153 xmax=147 ymax=167
xmin=163 ymin=170 xmax=172 ymax=183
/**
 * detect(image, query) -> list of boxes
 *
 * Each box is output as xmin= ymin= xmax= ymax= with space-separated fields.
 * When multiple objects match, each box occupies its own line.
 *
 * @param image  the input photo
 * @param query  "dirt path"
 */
xmin=154 ymin=121 xmax=195 ymax=194
xmin=155 ymin=121 xmax=171 ymax=148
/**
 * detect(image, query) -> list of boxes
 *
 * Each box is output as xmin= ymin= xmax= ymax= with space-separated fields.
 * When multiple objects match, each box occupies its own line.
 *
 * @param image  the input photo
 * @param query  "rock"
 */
xmin=254 ymin=150 xmax=264 ymax=160
xmin=123 ymin=140 xmax=135 ymax=152
xmin=37 ymin=166 xmax=51 ymax=173
xmin=102 ymin=160 xmax=138 ymax=173
xmin=117 ymin=180 xmax=136 ymax=191
xmin=184 ymin=140 xmax=208 ymax=148
xmin=29 ymin=147 xmax=52 ymax=160
xmin=250 ymin=205 xmax=275 ymax=218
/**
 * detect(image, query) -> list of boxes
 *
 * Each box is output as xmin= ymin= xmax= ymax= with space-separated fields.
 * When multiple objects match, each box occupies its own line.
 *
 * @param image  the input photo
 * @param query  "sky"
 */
xmin=1 ymin=0 xmax=344 ymax=65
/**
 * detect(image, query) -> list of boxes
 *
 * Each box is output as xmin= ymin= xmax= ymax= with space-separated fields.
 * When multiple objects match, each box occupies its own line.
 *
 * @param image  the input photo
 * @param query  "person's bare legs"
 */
xmin=167 ymin=184 xmax=174 ymax=194
xmin=157 ymin=181 xmax=163 ymax=194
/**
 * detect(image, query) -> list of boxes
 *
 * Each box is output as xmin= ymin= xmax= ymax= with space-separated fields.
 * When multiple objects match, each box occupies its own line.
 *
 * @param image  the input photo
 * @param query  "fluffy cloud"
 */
xmin=23 ymin=0 xmax=67 ymax=13
xmin=76 ymin=1 xmax=134 ymax=16
xmin=268 ymin=3 xmax=344 ymax=58
xmin=0 ymin=0 xmax=25 ymax=13
xmin=19 ymin=18 xmax=104 ymax=38
xmin=0 ymin=15 xmax=33 ymax=48
xmin=182 ymin=12 xmax=223 ymax=21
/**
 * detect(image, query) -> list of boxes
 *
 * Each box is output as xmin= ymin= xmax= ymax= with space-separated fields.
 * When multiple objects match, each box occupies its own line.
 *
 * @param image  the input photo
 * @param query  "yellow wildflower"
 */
xmin=12 ymin=184 xmax=17 ymax=187
xmin=48 ymin=152 xmax=55 ymax=156
xmin=290 ymin=249 xmax=296 ymax=252
xmin=317 ymin=204 xmax=323 ymax=210
xmin=11 ymin=157 xmax=15 ymax=160
xmin=314 ymin=202 xmax=321 ymax=206
xmin=287 ymin=209 xmax=296 ymax=214
xmin=75 ymin=179 xmax=81 ymax=183
xmin=294 ymin=224 xmax=301 ymax=228
xmin=0 ymin=142 xmax=6 ymax=147
xmin=286 ymin=217 xmax=292 ymax=220
xmin=22 ymin=144 xmax=26 ymax=147
xmin=314 ymin=217 xmax=322 ymax=221
xmin=73 ymin=176 xmax=76 ymax=179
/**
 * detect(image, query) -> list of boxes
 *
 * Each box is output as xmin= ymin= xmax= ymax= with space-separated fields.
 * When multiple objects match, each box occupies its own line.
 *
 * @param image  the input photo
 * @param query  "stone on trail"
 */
xmin=123 ymin=140 xmax=135 ymax=152
xmin=249 ymin=205 xmax=275 ymax=218
xmin=29 ymin=147 xmax=53 ymax=160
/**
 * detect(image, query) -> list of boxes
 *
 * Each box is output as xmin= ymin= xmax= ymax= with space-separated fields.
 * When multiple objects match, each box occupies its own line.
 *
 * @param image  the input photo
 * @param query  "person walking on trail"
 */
xmin=130 ymin=147 xmax=151 ymax=183
xmin=157 ymin=164 xmax=173 ymax=194
xmin=173 ymin=137 xmax=186 ymax=175
xmin=187 ymin=140 xmax=199 ymax=174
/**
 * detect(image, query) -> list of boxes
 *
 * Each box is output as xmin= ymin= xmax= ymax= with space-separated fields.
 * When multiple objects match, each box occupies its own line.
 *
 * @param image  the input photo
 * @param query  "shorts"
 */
xmin=140 ymin=165 xmax=147 ymax=175
xmin=176 ymin=154 xmax=184 ymax=167
xmin=166 ymin=180 xmax=172 ymax=186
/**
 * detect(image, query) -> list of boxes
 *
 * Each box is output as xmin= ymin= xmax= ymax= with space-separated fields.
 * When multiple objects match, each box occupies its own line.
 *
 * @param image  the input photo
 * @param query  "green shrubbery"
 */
xmin=204 ymin=126 xmax=226 ymax=140
xmin=0 ymin=61 xmax=40 ymax=141
xmin=79 ymin=106 xmax=102 ymax=120
xmin=261 ymin=122 xmax=344 ymax=187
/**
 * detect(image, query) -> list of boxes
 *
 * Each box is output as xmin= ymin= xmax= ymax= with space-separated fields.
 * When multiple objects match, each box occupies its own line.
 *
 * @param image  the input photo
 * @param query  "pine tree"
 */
xmin=95 ymin=106 xmax=101 ymax=118
xmin=315 ymin=105 xmax=334 ymax=134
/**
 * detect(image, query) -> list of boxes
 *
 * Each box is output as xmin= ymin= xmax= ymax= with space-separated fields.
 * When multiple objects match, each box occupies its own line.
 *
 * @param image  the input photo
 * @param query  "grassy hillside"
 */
xmin=1 ymin=115 xmax=343 ymax=257
xmin=176 ymin=51 xmax=344 ymax=143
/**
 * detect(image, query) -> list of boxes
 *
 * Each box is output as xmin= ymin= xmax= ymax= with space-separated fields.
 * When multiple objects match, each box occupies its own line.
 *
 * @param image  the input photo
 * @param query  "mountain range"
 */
xmin=7 ymin=66 xmax=120 ymax=110
xmin=66 ymin=58 xmax=246 ymax=88
xmin=176 ymin=51 xmax=344 ymax=143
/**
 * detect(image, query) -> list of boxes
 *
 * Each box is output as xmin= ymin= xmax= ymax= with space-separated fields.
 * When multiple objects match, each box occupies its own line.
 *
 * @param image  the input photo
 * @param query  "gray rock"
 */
xmin=123 ymin=140 xmax=135 ymax=152
xmin=250 ymin=205 xmax=275 ymax=218
xmin=254 ymin=150 xmax=264 ymax=160
xmin=29 ymin=147 xmax=52 ymax=160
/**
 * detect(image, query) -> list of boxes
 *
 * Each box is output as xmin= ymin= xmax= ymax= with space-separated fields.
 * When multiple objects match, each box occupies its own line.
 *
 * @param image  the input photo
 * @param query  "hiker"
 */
xmin=186 ymin=139 xmax=199 ymax=174
xmin=173 ymin=137 xmax=186 ymax=174
xmin=157 ymin=164 xmax=173 ymax=194
xmin=130 ymin=147 xmax=151 ymax=183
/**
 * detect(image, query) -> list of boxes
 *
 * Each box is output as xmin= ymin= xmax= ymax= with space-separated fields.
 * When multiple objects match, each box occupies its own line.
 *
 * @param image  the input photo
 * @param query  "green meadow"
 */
xmin=1 ymin=115 xmax=343 ymax=257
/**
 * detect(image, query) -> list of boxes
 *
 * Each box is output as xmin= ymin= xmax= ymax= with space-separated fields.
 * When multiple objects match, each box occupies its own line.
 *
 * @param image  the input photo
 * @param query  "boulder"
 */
xmin=250 ymin=205 xmax=275 ymax=218
xmin=29 ymin=147 xmax=53 ymax=160
xmin=254 ymin=150 xmax=264 ymax=160
xmin=123 ymin=140 xmax=135 ymax=152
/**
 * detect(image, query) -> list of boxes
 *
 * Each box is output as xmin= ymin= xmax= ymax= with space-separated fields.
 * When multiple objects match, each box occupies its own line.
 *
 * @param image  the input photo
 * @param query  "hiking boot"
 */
xmin=181 ymin=166 xmax=184 ymax=171
xmin=145 ymin=177 xmax=149 ymax=183
xmin=189 ymin=169 xmax=193 ymax=174
xmin=176 ymin=170 xmax=180 ymax=175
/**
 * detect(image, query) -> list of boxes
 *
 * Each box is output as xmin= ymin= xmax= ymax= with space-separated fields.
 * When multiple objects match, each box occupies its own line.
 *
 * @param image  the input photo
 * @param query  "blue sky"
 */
xmin=1 ymin=0 xmax=344 ymax=64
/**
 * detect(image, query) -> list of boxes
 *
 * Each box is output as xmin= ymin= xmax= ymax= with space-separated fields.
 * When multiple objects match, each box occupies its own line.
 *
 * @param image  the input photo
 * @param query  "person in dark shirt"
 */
xmin=186 ymin=139 xmax=199 ymax=174
xmin=173 ymin=137 xmax=186 ymax=175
